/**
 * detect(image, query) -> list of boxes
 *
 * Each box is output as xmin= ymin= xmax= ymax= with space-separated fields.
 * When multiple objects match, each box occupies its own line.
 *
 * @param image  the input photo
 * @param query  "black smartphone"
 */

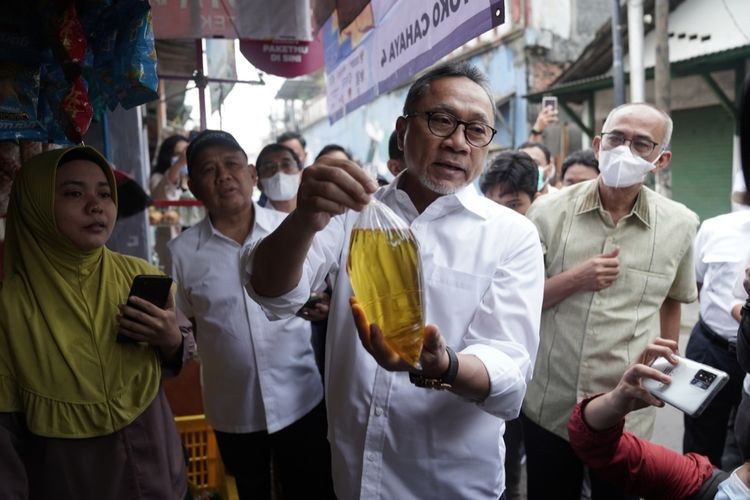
xmin=117 ymin=274 xmax=173 ymax=343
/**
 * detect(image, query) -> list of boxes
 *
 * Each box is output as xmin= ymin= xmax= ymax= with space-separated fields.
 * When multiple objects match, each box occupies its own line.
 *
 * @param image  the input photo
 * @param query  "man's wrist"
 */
xmin=530 ymin=128 xmax=543 ymax=136
xmin=409 ymin=346 xmax=459 ymax=390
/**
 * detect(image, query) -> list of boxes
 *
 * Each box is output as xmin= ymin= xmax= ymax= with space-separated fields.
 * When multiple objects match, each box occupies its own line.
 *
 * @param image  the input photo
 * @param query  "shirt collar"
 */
xmin=576 ymin=180 xmax=651 ymax=228
xmin=381 ymin=172 xmax=490 ymax=220
xmin=196 ymin=202 xmax=270 ymax=250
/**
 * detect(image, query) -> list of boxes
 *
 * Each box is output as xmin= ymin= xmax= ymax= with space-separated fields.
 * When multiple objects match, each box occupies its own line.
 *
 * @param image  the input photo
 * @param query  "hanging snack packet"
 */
xmin=347 ymin=199 xmax=425 ymax=366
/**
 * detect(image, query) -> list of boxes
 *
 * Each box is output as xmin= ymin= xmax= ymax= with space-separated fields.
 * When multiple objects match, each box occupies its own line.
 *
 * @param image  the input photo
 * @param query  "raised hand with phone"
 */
xmin=567 ymin=339 xmax=748 ymax=500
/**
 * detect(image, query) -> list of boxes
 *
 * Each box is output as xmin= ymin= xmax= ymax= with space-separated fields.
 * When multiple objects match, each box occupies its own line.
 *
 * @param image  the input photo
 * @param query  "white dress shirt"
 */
xmin=243 ymin=179 xmax=544 ymax=499
xmin=169 ymin=204 xmax=323 ymax=434
xmin=695 ymin=210 xmax=750 ymax=340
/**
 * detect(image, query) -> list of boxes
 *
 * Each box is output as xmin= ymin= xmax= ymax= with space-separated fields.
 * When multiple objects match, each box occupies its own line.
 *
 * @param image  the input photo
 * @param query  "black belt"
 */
xmin=699 ymin=317 xmax=737 ymax=354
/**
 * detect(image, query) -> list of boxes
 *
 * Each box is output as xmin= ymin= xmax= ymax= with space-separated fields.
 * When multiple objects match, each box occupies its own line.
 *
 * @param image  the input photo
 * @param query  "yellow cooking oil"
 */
xmin=347 ymin=227 xmax=424 ymax=366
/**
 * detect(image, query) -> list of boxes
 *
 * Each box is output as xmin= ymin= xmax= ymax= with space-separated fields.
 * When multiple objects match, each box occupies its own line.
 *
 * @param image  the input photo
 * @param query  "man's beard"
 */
xmin=418 ymin=171 xmax=460 ymax=195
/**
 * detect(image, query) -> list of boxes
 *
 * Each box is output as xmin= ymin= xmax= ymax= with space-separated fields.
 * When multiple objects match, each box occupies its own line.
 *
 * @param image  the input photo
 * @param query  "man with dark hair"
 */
xmin=561 ymin=149 xmax=599 ymax=187
xmin=480 ymin=151 xmax=539 ymax=215
xmin=315 ymin=144 xmax=354 ymax=162
xmin=169 ymin=130 xmax=333 ymax=499
xmin=518 ymin=141 xmax=556 ymax=192
xmin=276 ymin=131 xmax=308 ymax=166
xmin=244 ymin=61 xmax=543 ymax=499
xmin=387 ymin=130 xmax=405 ymax=176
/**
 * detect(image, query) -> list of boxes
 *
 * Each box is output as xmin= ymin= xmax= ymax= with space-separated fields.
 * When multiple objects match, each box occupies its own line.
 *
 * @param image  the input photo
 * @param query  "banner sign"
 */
xmin=240 ymin=37 xmax=325 ymax=78
xmin=151 ymin=0 xmax=312 ymax=40
xmin=324 ymin=0 xmax=505 ymax=123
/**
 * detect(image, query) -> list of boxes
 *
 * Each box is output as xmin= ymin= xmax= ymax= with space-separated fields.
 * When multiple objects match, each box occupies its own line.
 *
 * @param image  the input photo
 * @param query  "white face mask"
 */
xmin=715 ymin=469 xmax=750 ymax=499
xmin=598 ymin=145 xmax=660 ymax=188
xmin=260 ymin=171 xmax=300 ymax=201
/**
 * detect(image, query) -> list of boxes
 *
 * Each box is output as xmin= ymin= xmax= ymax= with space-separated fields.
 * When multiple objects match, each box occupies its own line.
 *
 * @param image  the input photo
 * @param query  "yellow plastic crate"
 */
xmin=175 ymin=415 xmax=238 ymax=500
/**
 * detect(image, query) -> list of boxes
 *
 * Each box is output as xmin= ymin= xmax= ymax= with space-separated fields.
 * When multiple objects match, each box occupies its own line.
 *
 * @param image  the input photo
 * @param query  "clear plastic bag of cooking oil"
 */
xmin=347 ymin=199 xmax=425 ymax=366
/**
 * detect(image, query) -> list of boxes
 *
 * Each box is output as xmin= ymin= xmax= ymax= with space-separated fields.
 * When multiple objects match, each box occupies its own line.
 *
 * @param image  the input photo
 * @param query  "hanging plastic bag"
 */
xmin=347 ymin=199 xmax=425 ymax=366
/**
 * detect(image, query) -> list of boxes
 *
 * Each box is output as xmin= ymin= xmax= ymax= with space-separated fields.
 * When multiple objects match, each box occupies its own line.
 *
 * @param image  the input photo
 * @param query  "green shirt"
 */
xmin=523 ymin=179 xmax=698 ymax=440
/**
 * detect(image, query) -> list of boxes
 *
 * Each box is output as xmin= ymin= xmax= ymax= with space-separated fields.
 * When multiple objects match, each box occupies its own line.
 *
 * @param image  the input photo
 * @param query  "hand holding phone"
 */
xmin=642 ymin=355 xmax=729 ymax=417
xmin=117 ymin=275 xmax=174 ymax=343
xmin=297 ymin=291 xmax=330 ymax=322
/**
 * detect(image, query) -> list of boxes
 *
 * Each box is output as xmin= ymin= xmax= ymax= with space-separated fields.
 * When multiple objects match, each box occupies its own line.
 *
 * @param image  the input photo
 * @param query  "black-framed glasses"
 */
xmin=600 ymin=131 xmax=660 ymax=158
xmin=405 ymin=111 xmax=497 ymax=147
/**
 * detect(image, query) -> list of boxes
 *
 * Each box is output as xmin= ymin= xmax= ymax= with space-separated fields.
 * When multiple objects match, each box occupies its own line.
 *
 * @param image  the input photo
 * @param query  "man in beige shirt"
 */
xmin=522 ymin=103 xmax=699 ymax=500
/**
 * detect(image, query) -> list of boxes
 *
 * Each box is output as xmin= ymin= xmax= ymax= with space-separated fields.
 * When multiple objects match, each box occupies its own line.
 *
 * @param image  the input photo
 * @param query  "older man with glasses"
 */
xmin=242 ymin=61 xmax=544 ymax=500
xmin=521 ymin=102 xmax=700 ymax=500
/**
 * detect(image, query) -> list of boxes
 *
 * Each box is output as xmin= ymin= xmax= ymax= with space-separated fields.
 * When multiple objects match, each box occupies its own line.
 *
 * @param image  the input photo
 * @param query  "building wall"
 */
xmin=299 ymin=0 xmax=610 ymax=173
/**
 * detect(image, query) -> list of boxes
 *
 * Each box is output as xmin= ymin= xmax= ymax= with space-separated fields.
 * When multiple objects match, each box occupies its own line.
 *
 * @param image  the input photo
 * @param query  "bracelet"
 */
xmin=530 ymin=128 xmax=543 ymax=135
xmin=408 ymin=346 xmax=459 ymax=390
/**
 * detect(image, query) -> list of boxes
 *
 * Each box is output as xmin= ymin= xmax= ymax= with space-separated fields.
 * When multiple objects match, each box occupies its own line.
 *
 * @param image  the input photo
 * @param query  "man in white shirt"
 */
xmin=168 ymin=130 xmax=333 ymax=499
xmin=244 ymin=62 xmax=544 ymax=499
xmin=685 ymin=194 xmax=750 ymax=467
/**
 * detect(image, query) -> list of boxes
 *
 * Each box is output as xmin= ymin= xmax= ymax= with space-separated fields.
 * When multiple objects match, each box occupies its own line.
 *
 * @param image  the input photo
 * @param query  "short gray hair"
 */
xmin=602 ymin=102 xmax=673 ymax=149
xmin=402 ymin=61 xmax=495 ymax=119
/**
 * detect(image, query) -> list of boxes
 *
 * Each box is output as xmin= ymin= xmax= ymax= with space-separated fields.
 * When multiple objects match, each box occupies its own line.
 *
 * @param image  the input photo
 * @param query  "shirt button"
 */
xmin=374 ymin=407 xmax=383 ymax=416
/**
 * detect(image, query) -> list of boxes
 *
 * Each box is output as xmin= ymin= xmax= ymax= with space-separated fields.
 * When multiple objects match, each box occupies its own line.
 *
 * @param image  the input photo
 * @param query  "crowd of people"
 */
xmin=1 ymin=60 xmax=750 ymax=500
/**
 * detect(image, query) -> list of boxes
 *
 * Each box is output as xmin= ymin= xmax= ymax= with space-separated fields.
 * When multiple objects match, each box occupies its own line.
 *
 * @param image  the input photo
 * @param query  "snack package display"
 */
xmin=347 ymin=199 xmax=425 ymax=366
xmin=115 ymin=10 xmax=158 ymax=109
xmin=0 ymin=63 xmax=46 ymax=142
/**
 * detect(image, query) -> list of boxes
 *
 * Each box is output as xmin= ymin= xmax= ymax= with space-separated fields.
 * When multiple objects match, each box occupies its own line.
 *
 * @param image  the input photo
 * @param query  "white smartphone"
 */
xmin=642 ymin=355 xmax=729 ymax=418
xmin=542 ymin=95 xmax=558 ymax=113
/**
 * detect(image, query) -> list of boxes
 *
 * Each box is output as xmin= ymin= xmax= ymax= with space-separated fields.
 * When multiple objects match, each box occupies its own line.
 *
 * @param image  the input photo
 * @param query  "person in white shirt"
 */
xmin=243 ymin=62 xmax=544 ymax=499
xmin=168 ymin=130 xmax=334 ymax=499
xmin=684 ymin=192 xmax=750 ymax=468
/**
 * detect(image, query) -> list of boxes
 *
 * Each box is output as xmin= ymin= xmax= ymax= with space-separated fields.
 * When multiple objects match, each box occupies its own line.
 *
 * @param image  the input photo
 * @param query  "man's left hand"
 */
xmin=350 ymin=297 xmax=449 ymax=376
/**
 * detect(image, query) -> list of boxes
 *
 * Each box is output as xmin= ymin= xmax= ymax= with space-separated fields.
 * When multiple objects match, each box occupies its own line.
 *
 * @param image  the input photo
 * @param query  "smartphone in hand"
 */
xmin=117 ymin=274 xmax=173 ymax=343
xmin=542 ymin=95 xmax=558 ymax=113
xmin=642 ymin=355 xmax=729 ymax=417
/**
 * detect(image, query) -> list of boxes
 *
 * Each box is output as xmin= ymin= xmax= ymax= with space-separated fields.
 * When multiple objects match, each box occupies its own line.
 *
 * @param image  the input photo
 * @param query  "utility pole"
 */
xmin=612 ymin=0 xmax=626 ymax=106
xmin=654 ymin=0 xmax=672 ymax=197
xmin=628 ymin=0 xmax=646 ymax=102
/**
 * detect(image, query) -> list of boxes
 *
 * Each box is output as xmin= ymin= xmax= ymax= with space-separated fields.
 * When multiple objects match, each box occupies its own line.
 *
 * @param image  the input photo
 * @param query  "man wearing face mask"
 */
xmin=256 ymin=144 xmax=303 ymax=214
xmin=522 ymin=103 xmax=700 ymax=500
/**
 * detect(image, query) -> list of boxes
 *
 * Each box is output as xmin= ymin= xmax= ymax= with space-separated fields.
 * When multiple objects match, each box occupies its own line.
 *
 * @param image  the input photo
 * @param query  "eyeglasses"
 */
xmin=257 ymin=158 xmax=298 ymax=177
xmin=600 ymin=131 xmax=661 ymax=158
xmin=404 ymin=111 xmax=497 ymax=148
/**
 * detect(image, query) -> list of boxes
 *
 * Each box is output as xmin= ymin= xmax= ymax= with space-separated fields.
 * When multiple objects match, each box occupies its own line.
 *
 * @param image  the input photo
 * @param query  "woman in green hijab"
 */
xmin=0 ymin=146 xmax=190 ymax=499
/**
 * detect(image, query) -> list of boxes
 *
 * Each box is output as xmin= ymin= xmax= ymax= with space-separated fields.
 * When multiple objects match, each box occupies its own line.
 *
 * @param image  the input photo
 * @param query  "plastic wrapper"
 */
xmin=0 ymin=63 xmax=46 ymax=141
xmin=347 ymin=199 xmax=425 ymax=366
xmin=40 ymin=60 xmax=93 ymax=143
xmin=115 ymin=9 xmax=158 ymax=109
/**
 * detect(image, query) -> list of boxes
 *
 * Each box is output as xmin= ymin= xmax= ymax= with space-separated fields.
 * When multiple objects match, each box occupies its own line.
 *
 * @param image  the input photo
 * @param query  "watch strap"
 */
xmin=409 ymin=346 xmax=459 ymax=390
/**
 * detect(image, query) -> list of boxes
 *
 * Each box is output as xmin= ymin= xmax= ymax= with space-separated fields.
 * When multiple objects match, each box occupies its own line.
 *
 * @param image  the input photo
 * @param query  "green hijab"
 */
xmin=0 ymin=146 xmax=162 ymax=438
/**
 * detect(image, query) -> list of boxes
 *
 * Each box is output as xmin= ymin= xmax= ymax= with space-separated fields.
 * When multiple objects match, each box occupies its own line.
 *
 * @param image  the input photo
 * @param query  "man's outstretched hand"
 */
xmin=350 ymin=297 xmax=449 ymax=377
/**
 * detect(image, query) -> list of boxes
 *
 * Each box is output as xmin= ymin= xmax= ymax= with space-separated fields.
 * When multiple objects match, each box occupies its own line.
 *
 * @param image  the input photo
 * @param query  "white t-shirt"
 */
xmin=169 ymin=204 xmax=323 ymax=433
xmin=244 ymin=179 xmax=544 ymax=499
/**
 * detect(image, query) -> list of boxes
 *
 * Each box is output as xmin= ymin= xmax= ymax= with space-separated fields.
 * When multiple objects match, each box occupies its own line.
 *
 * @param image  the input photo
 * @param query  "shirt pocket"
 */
xmin=622 ymin=267 xmax=672 ymax=332
xmin=426 ymin=265 xmax=492 ymax=341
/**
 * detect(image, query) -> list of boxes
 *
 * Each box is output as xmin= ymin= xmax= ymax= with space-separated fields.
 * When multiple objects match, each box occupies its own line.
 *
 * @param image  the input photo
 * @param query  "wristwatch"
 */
xmin=409 ymin=346 xmax=459 ymax=390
